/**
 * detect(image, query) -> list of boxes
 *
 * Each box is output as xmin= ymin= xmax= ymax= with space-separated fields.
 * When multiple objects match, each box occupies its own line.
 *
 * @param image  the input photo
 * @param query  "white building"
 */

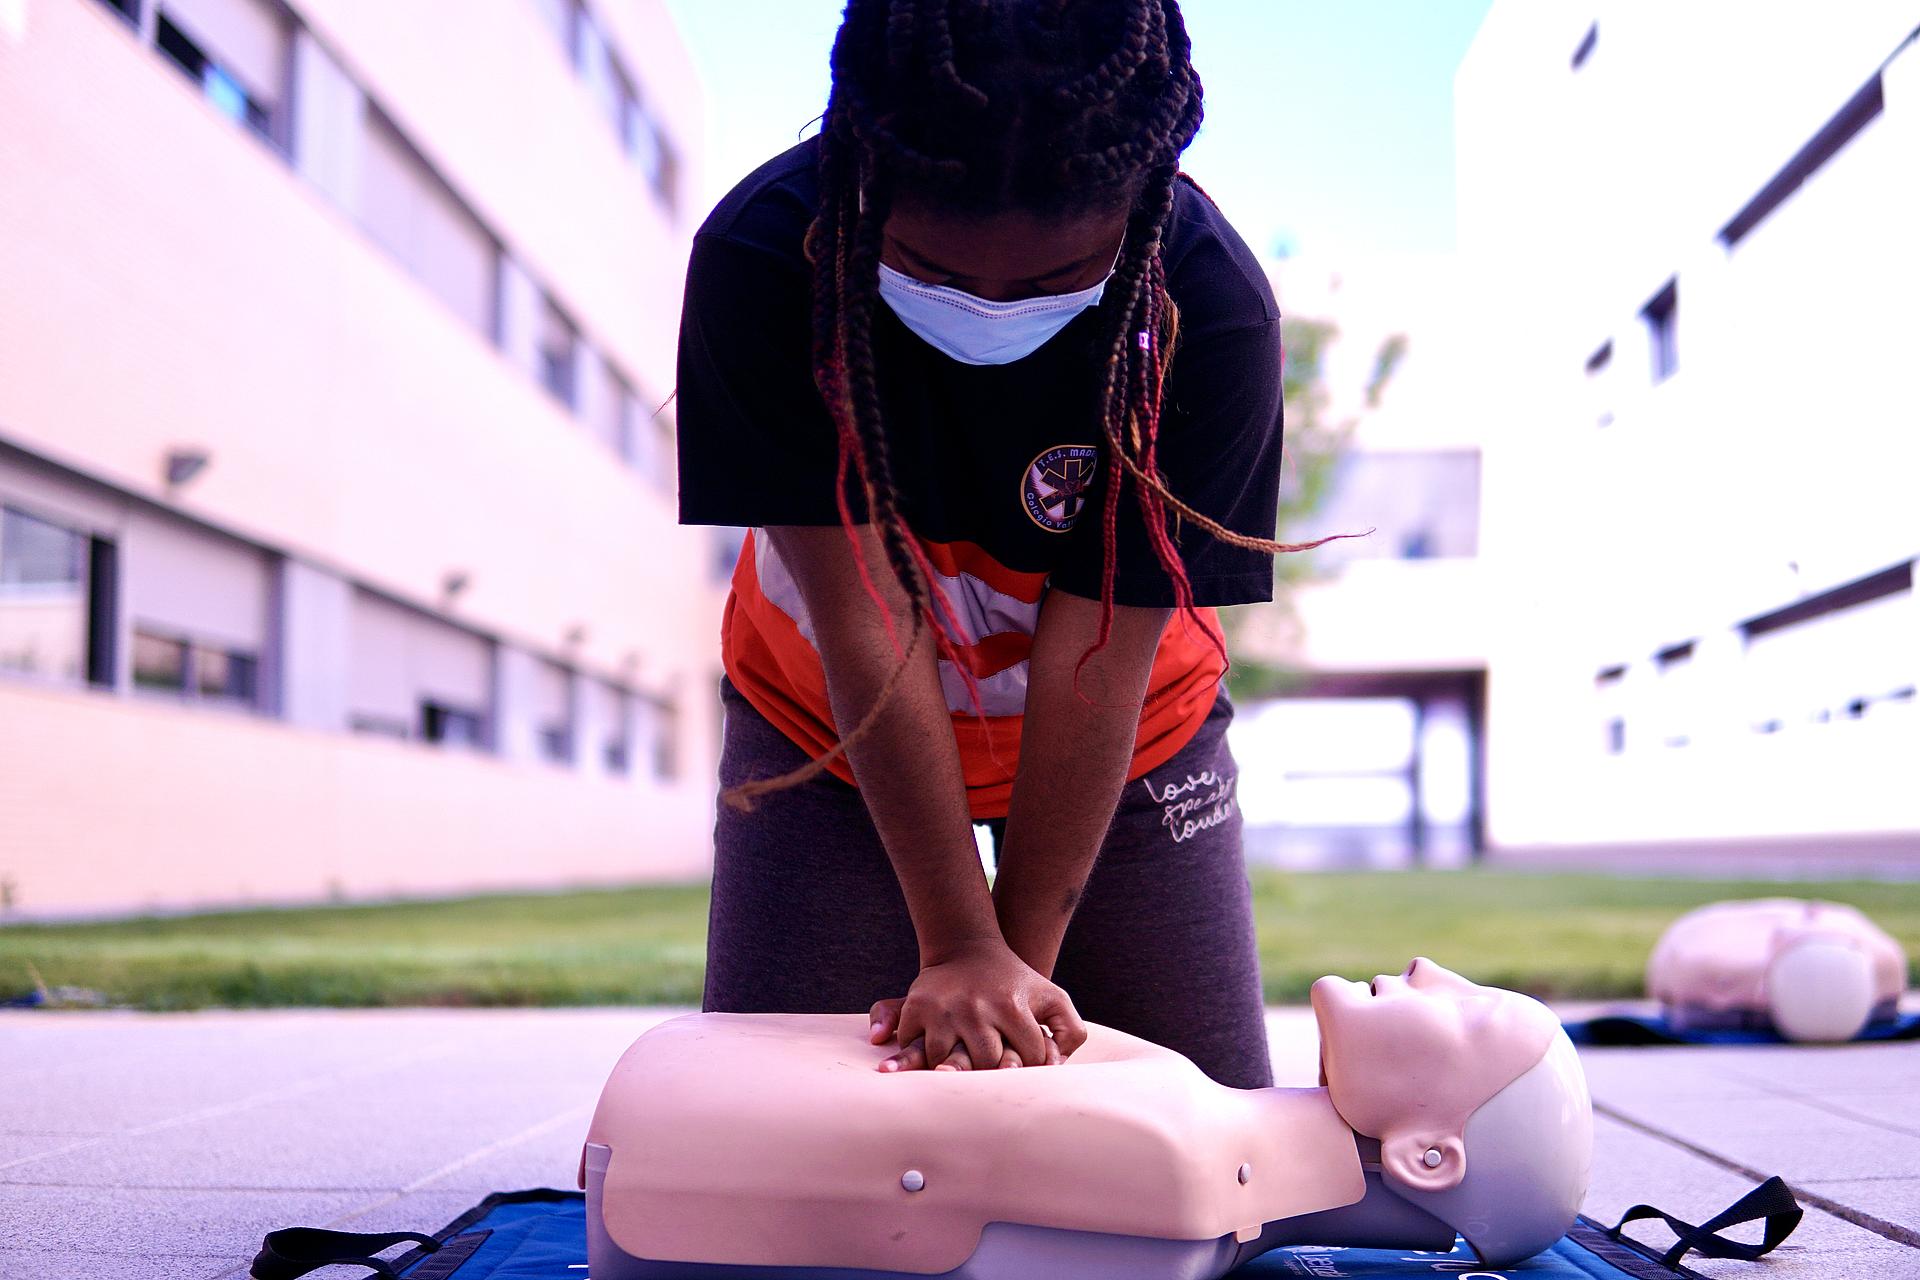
xmin=1231 ymin=257 xmax=1492 ymax=868
xmin=1456 ymin=2 xmax=1920 ymax=865
xmin=0 ymin=0 xmax=720 ymax=915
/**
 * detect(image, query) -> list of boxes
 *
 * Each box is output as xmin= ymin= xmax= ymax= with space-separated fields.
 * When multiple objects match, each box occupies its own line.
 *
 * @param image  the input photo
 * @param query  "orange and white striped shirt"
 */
xmin=722 ymin=531 xmax=1232 ymax=819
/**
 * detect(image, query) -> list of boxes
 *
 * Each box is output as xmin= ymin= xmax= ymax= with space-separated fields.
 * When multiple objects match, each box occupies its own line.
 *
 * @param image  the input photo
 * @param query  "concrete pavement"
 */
xmin=1 ymin=1006 xmax=1915 ymax=1278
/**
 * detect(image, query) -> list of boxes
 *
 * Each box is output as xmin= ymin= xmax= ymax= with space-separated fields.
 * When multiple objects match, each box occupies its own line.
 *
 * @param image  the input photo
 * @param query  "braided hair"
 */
xmin=726 ymin=0 xmax=1334 ymax=808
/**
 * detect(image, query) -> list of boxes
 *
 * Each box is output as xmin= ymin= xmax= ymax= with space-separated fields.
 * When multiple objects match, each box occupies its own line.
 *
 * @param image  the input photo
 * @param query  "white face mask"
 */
xmin=876 ymin=262 xmax=1111 ymax=366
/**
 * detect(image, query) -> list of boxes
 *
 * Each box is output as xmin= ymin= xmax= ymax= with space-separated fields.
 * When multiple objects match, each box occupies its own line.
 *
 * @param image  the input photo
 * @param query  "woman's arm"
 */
xmin=765 ymin=525 xmax=1086 ymax=1071
xmin=992 ymin=590 xmax=1171 ymax=976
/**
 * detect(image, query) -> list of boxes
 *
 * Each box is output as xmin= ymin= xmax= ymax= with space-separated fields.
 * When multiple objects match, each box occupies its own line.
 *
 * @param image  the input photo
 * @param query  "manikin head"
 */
xmin=1311 ymin=958 xmax=1592 ymax=1265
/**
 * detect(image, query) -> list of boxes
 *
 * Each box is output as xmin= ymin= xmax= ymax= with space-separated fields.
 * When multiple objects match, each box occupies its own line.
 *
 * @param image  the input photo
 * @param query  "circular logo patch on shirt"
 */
xmin=1022 ymin=445 xmax=1099 ymax=532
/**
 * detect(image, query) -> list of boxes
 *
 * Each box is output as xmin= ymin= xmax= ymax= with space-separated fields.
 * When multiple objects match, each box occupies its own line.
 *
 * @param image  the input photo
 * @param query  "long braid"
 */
xmin=727 ymin=0 xmax=1351 ymax=808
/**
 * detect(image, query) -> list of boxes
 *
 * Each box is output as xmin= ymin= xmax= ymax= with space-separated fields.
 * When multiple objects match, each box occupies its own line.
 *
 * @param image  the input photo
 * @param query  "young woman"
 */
xmin=677 ymin=0 xmax=1324 ymax=1090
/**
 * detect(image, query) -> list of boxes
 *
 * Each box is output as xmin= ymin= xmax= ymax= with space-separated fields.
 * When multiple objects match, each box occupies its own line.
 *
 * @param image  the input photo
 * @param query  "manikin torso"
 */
xmin=586 ymin=1014 xmax=1370 ymax=1274
xmin=583 ymin=959 xmax=1590 ymax=1277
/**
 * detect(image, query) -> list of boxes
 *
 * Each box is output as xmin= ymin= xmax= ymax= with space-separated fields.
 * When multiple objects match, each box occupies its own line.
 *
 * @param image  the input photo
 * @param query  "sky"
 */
xmin=662 ymin=0 xmax=1494 ymax=260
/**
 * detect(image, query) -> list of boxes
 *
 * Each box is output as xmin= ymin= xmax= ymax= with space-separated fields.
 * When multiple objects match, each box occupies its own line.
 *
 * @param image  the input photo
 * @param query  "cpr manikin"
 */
xmin=1649 ymin=898 xmax=1907 ymax=1042
xmin=581 ymin=958 xmax=1592 ymax=1277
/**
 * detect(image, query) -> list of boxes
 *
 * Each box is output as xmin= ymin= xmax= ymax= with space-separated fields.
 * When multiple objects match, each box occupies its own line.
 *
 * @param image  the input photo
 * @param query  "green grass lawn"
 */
xmin=2 ymin=872 xmax=1915 ymax=1011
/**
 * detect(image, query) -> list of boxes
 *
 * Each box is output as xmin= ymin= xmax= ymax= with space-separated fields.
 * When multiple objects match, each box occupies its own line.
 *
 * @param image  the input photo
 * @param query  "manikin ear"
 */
xmin=1381 ymin=1132 xmax=1466 ymax=1193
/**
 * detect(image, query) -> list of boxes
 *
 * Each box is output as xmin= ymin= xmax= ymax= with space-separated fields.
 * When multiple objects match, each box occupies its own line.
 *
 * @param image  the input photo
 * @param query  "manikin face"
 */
xmin=1310 ymin=958 xmax=1559 ymax=1195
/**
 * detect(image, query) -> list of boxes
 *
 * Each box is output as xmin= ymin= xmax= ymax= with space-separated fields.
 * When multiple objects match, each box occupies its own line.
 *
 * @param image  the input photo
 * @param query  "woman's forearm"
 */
xmin=767 ymin=527 xmax=996 ymax=962
xmin=820 ymin=620 xmax=1000 ymax=959
xmin=994 ymin=592 xmax=1170 ymax=975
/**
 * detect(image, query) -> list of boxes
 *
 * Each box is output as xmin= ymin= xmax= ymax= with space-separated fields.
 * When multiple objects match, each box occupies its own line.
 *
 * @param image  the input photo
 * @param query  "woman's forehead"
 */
xmin=885 ymin=201 xmax=1125 ymax=281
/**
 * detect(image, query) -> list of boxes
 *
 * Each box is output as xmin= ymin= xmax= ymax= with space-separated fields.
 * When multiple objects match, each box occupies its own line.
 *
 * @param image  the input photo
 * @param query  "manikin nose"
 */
xmin=1371 ymin=960 xmax=1421 ymax=994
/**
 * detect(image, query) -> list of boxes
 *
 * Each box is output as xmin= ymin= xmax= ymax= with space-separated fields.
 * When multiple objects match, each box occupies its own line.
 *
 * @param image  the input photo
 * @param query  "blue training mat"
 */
xmin=254 ymin=1178 xmax=1802 ymax=1279
xmin=1236 ymin=1225 xmax=1696 ymax=1278
xmin=270 ymin=1194 xmax=1706 ymax=1280
xmin=1563 ymin=1009 xmax=1920 ymax=1046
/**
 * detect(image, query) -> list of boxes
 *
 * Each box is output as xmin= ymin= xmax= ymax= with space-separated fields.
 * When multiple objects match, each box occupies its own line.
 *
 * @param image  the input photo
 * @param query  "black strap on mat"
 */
xmin=1605 ymin=1175 xmax=1804 ymax=1270
xmin=252 ymin=1190 xmax=575 ymax=1280
xmin=250 ymin=1227 xmax=441 ymax=1279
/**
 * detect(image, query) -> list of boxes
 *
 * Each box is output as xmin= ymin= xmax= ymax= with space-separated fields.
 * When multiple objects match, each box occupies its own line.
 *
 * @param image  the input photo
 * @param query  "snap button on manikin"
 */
xmin=1237 ymin=1162 xmax=1252 ymax=1184
xmin=901 ymin=1169 xmax=926 ymax=1192
xmin=1422 ymin=1148 xmax=1444 ymax=1169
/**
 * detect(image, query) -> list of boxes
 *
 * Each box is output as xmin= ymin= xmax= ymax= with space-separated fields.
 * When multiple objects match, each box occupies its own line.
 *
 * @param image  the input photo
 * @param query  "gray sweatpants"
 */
xmin=702 ymin=678 xmax=1274 ymax=1089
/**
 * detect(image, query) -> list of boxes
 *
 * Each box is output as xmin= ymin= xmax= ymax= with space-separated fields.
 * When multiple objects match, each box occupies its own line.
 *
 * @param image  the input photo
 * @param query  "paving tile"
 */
xmin=1777 ymin=1092 xmax=1920 ymax=1140
xmin=1 ymin=1032 xmax=460 ymax=1137
xmin=0 ymin=1185 xmax=370 ymax=1260
xmin=0 ymin=1133 xmax=86 ymax=1169
xmin=403 ymin=1119 xmax=590 ymax=1194
xmin=0 ymin=1009 xmax=654 ymax=1191
xmin=0 ymin=1250 xmax=233 ymax=1279
xmin=1585 ymin=1114 xmax=1920 ymax=1278
xmin=1578 ymin=1047 xmax=1776 ymax=1102
xmin=1720 ymin=1043 xmax=1920 ymax=1097
xmin=1798 ymin=1178 xmax=1920 ymax=1236
xmin=6 ymin=1088 xmax=593 ymax=1193
xmin=1598 ymin=1093 xmax=1920 ymax=1182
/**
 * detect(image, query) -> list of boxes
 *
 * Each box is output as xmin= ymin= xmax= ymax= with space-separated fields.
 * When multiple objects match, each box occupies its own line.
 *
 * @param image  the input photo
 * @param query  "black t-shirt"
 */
xmin=676 ymin=137 xmax=1283 ymax=609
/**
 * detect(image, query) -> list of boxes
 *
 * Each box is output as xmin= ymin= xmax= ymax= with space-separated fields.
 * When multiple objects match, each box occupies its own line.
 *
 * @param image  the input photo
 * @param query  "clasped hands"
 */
xmin=866 ymin=935 xmax=1089 ymax=1072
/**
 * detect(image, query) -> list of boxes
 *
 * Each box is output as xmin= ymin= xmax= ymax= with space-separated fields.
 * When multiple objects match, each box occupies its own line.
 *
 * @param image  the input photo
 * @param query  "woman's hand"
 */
xmin=868 ymin=937 xmax=1088 ymax=1071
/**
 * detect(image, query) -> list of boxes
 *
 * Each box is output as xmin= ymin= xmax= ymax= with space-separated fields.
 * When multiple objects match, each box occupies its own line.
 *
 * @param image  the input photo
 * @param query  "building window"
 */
xmin=153 ymin=0 xmax=291 ymax=151
xmin=561 ymin=0 xmax=680 ymax=210
xmin=1305 ymin=450 xmax=1481 ymax=569
xmin=1595 ymin=665 xmax=1626 ymax=755
xmin=1654 ymin=641 xmax=1695 ymax=748
xmin=359 ymin=108 xmax=501 ymax=338
xmin=93 ymin=0 xmax=140 ymax=24
xmin=647 ymin=696 xmax=679 ymax=780
xmin=1741 ymin=561 xmax=1915 ymax=734
xmin=131 ymin=626 xmax=259 ymax=708
xmin=131 ymin=630 xmax=187 ymax=693
xmin=0 ymin=506 xmax=97 ymax=688
xmin=422 ymin=700 xmax=487 ymax=749
xmin=588 ymin=679 xmax=632 ymax=775
xmin=1570 ymin=22 xmax=1597 ymax=70
xmin=576 ymin=5 xmax=625 ymax=137
xmin=1585 ymin=340 xmax=1614 ymax=427
xmin=621 ymin=389 xmax=675 ymax=494
xmin=537 ymin=297 xmax=580 ymax=409
xmin=198 ymin=644 xmax=257 ymax=702
xmin=585 ymin=360 xmax=630 ymax=454
xmin=123 ymin=511 xmax=270 ymax=706
xmin=1642 ymin=279 xmax=1677 ymax=383
xmin=529 ymin=657 xmax=575 ymax=764
xmin=626 ymin=104 xmax=679 ymax=208
xmin=348 ymin=589 xmax=493 ymax=748
xmin=528 ymin=0 xmax=576 ymax=54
